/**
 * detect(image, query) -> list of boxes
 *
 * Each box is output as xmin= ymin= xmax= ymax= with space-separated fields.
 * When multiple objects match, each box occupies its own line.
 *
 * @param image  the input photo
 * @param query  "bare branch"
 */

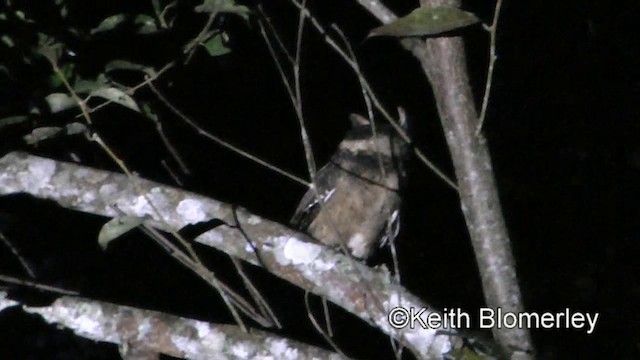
xmin=0 ymin=232 xmax=36 ymax=278
xmin=0 ymin=275 xmax=78 ymax=295
xmin=0 ymin=291 xmax=346 ymax=360
xmin=354 ymin=0 xmax=534 ymax=358
xmin=476 ymin=0 xmax=505 ymax=135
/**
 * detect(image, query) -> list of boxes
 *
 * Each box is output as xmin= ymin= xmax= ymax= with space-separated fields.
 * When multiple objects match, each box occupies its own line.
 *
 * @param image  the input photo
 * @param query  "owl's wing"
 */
xmin=289 ymin=163 xmax=338 ymax=230
xmin=289 ymin=186 xmax=320 ymax=230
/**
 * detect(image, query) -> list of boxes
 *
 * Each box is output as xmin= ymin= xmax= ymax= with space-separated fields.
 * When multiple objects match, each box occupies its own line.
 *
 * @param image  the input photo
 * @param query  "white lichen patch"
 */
xmin=205 ymin=230 xmax=224 ymax=246
xmin=247 ymin=215 xmax=262 ymax=225
xmin=19 ymin=157 xmax=56 ymax=192
xmin=382 ymin=290 xmax=404 ymax=311
xmin=378 ymin=296 xmax=442 ymax=354
xmin=230 ymin=342 xmax=256 ymax=358
xmin=81 ymin=191 xmax=96 ymax=203
xmin=51 ymin=170 xmax=79 ymax=198
xmin=73 ymin=167 xmax=109 ymax=184
xmin=170 ymin=321 xmax=225 ymax=357
xmin=99 ymin=183 xmax=118 ymax=198
xmin=193 ymin=321 xmax=210 ymax=338
xmin=268 ymin=339 xmax=288 ymax=356
xmin=281 ymin=237 xmax=322 ymax=265
xmin=268 ymin=339 xmax=299 ymax=359
xmin=468 ymin=170 xmax=479 ymax=183
xmin=146 ymin=187 xmax=171 ymax=209
xmin=318 ymin=260 xmax=334 ymax=271
xmin=130 ymin=195 xmax=152 ymax=216
xmin=271 ymin=236 xmax=334 ymax=270
xmin=74 ymin=312 xmax=105 ymax=337
xmin=34 ymin=302 xmax=108 ymax=340
xmin=272 ymin=236 xmax=292 ymax=265
xmin=198 ymin=325 xmax=225 ymax=351
xmin=0 ymin=291 xmax=18 ymax=311
xmin=177 ymin=198 xmax=207 ymax=223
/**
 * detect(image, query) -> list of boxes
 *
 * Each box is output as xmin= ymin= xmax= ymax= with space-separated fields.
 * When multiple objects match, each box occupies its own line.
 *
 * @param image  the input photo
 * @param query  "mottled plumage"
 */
xmin=291 ymin=118 xmax=407 ymax=259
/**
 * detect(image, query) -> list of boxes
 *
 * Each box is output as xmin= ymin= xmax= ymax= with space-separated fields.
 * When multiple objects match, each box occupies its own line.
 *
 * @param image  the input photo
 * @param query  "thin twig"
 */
xmin=147 ymin=110 xmax=191 ymax=175
xmin=257 ymin=15 xmax=298 ymax=112
xmin=475 ymin=0 xmax=505 ymax=135
xmin=50 ymin=57 xmax=267 ymax=331
xmin=288 ymin=0 xmax=458 ymax=191
xmin=331 ymin=26 xmax=387 ymax=179
xmin=0 ymin=232 xmax=35 ymax=278
xmin=270 ymin=5 xmax=421 ymax=356
xmin=229 ymin=256 xmax=282 ymax=329
xmin=161 ymin=159 xmax=184 ymax=186
xmin=259 ymin=10 xmax=295 ymax=64
xmin=0 ymin=274 xmax=78 ymax=295
xmin=147 ymin=82 xmax=308 ymax=187
xmin=304 ymin=291 xmax=346 ymax=357
xmin=81 ymin=62 xmax=175 ymax=117
xmin=184 ymin=9 xmax=218 ymax=63
xmin=260 ymin=5 xmax=392 ymax=348
xmin=292 ymin=0 xmax=318 ymax=183
xmin=138 ymin=221 xmax=273 ymax=330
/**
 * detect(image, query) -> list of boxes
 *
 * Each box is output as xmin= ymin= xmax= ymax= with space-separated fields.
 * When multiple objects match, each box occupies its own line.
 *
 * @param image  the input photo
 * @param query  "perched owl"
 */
xmin=291 ymin=115 xmax=408 ymax=259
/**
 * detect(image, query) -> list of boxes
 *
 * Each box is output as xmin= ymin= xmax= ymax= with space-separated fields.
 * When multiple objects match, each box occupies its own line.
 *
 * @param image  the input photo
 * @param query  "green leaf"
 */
xmin=49 ymin=63 xmax=75 ymax=88
xmin=45 ymin=93 xmax=77 ymax=113
xmin=22 ymin=123 xmax=87 ymax=144
xmin=59 ymin=4 xmax=68 ymax=18
xmin=73 ymin=79 xmax=102 ymax=94
xmin=142 ymin=103 xmax=159 ymax=121
xmin=0 ymin=115 xmax=29 ymax=130
xmin=90 ymin=87 xmax=140 ymax=112
xmin=64 ymin=122 xmax=88 ymax=135
xmin=1 ymin=35 xmax=15 ymax=48
xmin=14 ymin=10 xmax=35 ymax=24
xmin=91 ymin=14 xmax=127 ymax=34
xmin=23 ymin=127 xmax=63 ymax=145
xmin=200 ymin=33 xmax=230 ymax=57
xmin=73 ymin=73 xmax=109 ymax=94
xmin=98 ymin=216 xmax=145 ymax=250
xmin=36 ymin=34 xmax=64 ymax=62
xmin=151 ymin=0 xmax=178 ymax=28
xmin=134 ymin=14 xmax=159 ymax=34
xmin=220 ymin=3 xmax=250 ymax=21
xmin=195 ymin=0 xmax=251 ymax=21
xmin=195 ymin=0 xmax=220 ymax=13
xmin=368 ymin=7 xmax=480 ymax=38
xmin=105 ymin=60 xmax=154 ymax=75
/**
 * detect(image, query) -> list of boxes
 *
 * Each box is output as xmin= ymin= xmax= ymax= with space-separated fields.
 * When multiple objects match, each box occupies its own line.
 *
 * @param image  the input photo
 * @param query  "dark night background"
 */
xmin=1 ymin=0 xmax=639 ymax=359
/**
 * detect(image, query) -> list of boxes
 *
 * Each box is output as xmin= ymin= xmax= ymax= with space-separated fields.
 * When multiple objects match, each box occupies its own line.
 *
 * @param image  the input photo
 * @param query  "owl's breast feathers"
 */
xmin=291 ymin=124 xmax=407 ymax=259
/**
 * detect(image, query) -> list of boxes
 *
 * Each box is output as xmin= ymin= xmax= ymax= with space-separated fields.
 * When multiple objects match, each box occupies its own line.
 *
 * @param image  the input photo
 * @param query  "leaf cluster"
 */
xmin=0 ymin=0 xmax=249 ymax=145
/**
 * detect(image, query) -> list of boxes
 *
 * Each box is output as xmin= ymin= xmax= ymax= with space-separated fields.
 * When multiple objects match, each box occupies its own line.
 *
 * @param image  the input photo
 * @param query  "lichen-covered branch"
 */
xmin=0 ymin=151 xmax=470 ymax=359
xmin=0 ymin=291 xmax=345 ymax=359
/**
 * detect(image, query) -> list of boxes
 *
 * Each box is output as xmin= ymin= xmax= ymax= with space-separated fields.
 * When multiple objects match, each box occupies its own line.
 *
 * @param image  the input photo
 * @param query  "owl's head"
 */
xmin=339 ymin=114 xmax=408 ymax=159
xmin=333 ymin=114 xmax=409 ymax=186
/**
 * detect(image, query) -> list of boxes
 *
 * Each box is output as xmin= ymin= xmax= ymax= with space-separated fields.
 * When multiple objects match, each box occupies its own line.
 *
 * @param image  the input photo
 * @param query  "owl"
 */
xmin=291 ymin=115 xmax=408 ymax=259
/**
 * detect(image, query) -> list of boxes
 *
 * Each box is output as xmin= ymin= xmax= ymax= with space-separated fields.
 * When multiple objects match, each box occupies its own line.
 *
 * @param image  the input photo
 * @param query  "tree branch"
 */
xmin=0 ymin=291 xmax=346 ymax=359
xmin=0 ymin=151 xmax=476 ymax=359
xmin=354 ymin=0 xmax=534 ymax=358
